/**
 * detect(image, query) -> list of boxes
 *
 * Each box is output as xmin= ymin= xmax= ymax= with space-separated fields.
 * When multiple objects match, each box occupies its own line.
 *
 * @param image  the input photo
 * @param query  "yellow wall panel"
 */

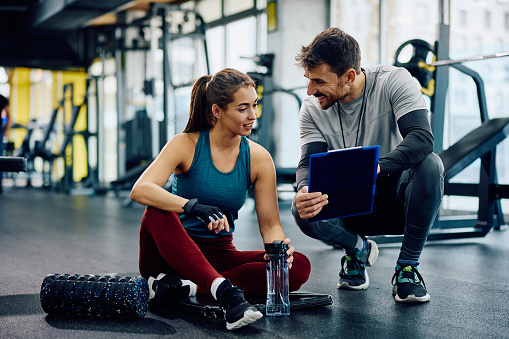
xmin=53 ymin=70 xmax=88 ymax=183
xmin=9 ymin=68 xmax=31 ymax=149
xmin=8 ymin=68 xmax=89 ymax=186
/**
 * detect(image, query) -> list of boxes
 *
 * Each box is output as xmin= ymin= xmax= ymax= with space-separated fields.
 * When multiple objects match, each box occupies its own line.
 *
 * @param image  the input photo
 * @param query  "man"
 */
xmin=0 ymin=94 xmax=11 ymax=193
xmin=292 ymin=27 xmax=444 ymax=303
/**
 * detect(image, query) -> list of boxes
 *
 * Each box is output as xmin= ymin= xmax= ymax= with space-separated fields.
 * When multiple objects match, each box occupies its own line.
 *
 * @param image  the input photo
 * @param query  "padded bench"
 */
xmin=0 ymin=156 xmax=27 ymax=172
xmin=439 ymin=117 xmax=509 ymax=180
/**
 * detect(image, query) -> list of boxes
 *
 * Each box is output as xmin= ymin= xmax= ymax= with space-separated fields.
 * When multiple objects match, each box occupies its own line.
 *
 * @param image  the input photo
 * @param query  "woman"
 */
xmin=130 ymin=68 xmax=311 ymax=330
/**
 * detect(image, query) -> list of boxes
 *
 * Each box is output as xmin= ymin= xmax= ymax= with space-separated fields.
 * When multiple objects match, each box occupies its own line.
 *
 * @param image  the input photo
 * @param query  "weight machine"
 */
xmin=376 ymin=9 xmax=509 ymax=243
xmin=11 ymin=82 xmax=97 ymax=194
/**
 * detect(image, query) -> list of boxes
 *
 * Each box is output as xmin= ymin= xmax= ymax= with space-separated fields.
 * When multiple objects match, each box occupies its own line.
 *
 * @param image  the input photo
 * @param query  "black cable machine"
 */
xmin=10 ymin=82 xmax=97 ymax=194
xmin=42 ymin=83 xmax=95 ymax=194
xmin=10 ymin=119 xmax=39 ymax=187
xmin=52 ymin=83 xmax=97 ymax=194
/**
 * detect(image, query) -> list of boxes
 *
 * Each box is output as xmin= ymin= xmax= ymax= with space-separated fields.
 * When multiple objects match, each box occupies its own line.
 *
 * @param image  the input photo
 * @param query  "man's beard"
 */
xmin=315 ymin=85 xmax=349 ymax=109
xmin=315 ymin=93 xmax=341 ymax=110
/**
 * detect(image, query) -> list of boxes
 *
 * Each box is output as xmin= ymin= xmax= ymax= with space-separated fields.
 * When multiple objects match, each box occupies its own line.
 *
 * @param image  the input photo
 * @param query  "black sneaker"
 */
xmin=148 ymin=273 xmax=190 ymax=307
xmin=338 ymin=239 xmax=379 ymax=290
xmin=217 ymin=279 xmax=263 ymax=330
xmin=392 ymin=265 xmax=430 ymax=303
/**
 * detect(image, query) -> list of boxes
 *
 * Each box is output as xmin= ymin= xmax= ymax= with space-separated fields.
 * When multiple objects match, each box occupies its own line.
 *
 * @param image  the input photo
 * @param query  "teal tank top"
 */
xmin=172 ymin=130 xmax=252 ymax=238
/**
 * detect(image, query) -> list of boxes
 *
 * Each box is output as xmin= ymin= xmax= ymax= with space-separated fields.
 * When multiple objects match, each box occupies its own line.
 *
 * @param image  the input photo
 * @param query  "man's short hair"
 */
xmin=296 ymin=27 xmax=362 ymax=77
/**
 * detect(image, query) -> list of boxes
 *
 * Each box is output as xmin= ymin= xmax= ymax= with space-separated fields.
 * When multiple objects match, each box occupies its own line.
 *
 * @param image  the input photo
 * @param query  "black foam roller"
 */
xmin=40 ymin=273 xmax=149 ymax=319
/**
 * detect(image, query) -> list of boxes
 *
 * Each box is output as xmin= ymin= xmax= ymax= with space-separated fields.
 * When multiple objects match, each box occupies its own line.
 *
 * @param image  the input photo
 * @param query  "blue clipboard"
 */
xmin=308 ymin=145 xmax=380 ymax=222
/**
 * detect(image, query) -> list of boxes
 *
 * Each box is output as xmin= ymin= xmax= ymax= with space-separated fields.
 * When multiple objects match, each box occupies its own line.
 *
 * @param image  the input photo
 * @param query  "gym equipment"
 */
xmin=151 ymin=291 xmax=333 ymax=319
xmin=10 ymin=119 xmax=38 ymax=186
xmin=10 ymin=82 xmax=98 ymax=193
xmin=40 ymin=273 xmax=149 ymax=319
xmin=429 ymin=51 xmax=509 ymax=67
xmin=394 ymin=39 xmax=436 ymax=96
xmin=124 ymin=110 xmax=152 ymax=172
xmin=246 ymin=53 xmax=303 ymax=189
xmin=13 ymin=106 xmax=63 ymax=188
xmin=44 ymin=84 xmax=96 ymax=194
xmin=0 ymin=156 xmax=27 ymax=172
xmin=437 ymin=117 xmax=509 ymax=238
xmin=383 ymin=22 xmax=509 ymax=242
xmin=102 ymin=4 xmax=209 ymax=200
xmin=394 ymin=39 xmax=509 ymax=97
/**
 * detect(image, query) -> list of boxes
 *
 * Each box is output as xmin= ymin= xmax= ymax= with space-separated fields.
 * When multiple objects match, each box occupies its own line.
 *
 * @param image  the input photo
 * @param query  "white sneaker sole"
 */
xmin=394 ymin=293 xmax=431 ymax=303
xmin=226 ymin=309 xmax=263 ymax=330
xmin=337 ymin=240 xmax=378 ymax=290
xmin=147 ymin=276 xmax=156 ymax=299
xmin=366 ymin=239 xmax=379 ymax=267
xmin=337 ymin=271 xmax=370 ymax=290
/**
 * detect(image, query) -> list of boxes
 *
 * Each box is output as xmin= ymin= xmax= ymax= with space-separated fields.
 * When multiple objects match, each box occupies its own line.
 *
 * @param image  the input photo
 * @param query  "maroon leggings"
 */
xmin=139 ymin=206 xmax=311 ymax=296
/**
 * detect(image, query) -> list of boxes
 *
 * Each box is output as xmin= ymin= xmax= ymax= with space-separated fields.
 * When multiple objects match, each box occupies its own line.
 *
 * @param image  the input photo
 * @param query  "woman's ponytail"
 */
xmin=183 ymin=75 xmax=213 ymax=133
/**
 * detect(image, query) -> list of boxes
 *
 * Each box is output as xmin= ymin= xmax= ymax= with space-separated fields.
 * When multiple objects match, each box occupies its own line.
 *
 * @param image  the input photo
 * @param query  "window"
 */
xmin=474 ymin=36 xmax=483 ymax=54
xmin=460 ymin=8 xmax=467 ymax=26
xmin=484 ymin=11 xmax=491 ymax=29
xmin=197 ymin=0 xmax=265 ymax=74
xmin=455 ymin=35 xmax=468 ymax=51
xmin=415 ymin=4 xmax=430 ymax=25
xmin=455 ymin=89 xmax=467 ymax=106
xmin=334 ymin=0 xmax=382 ymax=65
xmin=206 ymin=26 xmax=225 ymax=72
xmin=225 ymin=0 xmax=254 ymax=15
xmin=196 ymin=0 xmax=222 ymax=22
xmin=225 ymin=17 xmax=257 ymax=72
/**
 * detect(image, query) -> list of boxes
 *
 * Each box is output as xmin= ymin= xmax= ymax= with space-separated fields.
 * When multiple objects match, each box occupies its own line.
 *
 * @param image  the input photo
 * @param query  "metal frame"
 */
xmin=373 ymin=0 xmax=508 ymax=244
xmin=152 ymin=4 xmax=211 ymax=147
xmin=107 ymin=4 xmax=210 ymax=203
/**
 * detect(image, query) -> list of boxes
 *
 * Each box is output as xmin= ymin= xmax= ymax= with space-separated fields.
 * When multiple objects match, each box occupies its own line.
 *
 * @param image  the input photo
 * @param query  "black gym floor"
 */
xmin=1 ymin=187 xmax=509 ymax=338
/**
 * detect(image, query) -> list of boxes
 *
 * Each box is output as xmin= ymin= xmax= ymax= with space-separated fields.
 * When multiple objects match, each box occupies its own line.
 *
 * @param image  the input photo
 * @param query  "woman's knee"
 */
xmin=142 ymin=206 xmax=181 ymax=232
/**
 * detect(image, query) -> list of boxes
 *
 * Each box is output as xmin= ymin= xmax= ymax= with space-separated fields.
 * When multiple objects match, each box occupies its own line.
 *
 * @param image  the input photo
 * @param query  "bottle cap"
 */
xmin=264 ymin=240 xmax=288 ymax=254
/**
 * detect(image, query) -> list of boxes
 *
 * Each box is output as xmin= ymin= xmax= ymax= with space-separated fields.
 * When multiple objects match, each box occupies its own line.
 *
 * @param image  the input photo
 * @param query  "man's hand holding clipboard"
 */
xmin=296 ymin=146 xmax=380 ymax=222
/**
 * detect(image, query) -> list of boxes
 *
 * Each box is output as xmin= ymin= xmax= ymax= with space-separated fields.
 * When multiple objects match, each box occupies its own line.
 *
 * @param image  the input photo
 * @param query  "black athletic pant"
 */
xmin=292 ymin=152 xmax=444 ymax=264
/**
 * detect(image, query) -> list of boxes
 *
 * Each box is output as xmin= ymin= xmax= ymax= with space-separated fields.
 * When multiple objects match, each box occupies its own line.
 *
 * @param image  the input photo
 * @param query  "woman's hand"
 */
xmin=207 ymin=214 xmax=230 ymax=234
xmin=264 ymin=238 xmax=295 ymax=269
xmin=183 ymin=198 xmax=230 ymax=233
xmin=283 ymin=238 xmax=295 ymax=269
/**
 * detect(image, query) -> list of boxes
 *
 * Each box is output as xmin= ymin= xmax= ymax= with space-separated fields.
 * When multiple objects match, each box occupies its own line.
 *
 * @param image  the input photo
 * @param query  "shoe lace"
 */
xmin=219 ymin=286 xmax=246 ymax=310
xmin=391 ymin=266 xmax=427 ymax=289
xmin=340 ymin=254 xmax=364 ymax=276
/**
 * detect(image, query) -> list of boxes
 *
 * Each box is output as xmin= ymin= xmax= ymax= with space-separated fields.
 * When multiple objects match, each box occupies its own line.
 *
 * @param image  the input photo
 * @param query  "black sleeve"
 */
xmin=295 ymin=141 xmax=328 ymax=191
xmin=378 ymin=109 xmax=434 ymax=175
